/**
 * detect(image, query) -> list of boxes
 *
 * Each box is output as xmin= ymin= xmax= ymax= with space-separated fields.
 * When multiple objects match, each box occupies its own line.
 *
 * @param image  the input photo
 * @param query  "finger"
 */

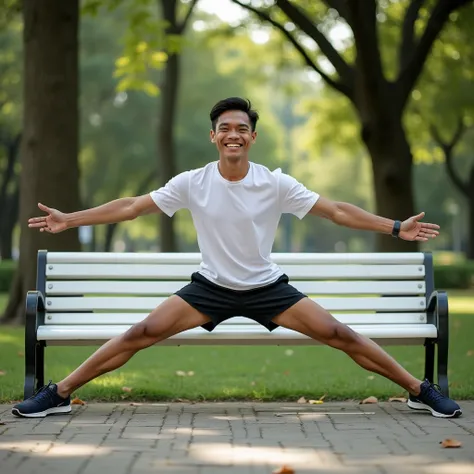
xmin=421 ymin=223 xmax=440 ymax=230
xmin=29 ymin=222 xmax=48 ymax=228
xmin=415 ymin=236 xmax=429 ymax=242
xmin=38 ymin=202 xmax=52 ymax=213
xmin=28 ymin=216 xmax=46 ymax=223
xmin=412 ymin=211 xmax=425 ymax=222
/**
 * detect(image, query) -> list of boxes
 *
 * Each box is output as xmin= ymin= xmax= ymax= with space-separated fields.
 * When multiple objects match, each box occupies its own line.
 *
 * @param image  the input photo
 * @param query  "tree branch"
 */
xmin=345 ymin=1 xmax=386 ymax=108
xmin=322 ymin=0 xmax=352 ymax=26
xmin=399 ymin=0 xmax=424 ymax=72
xmin=230 ymin=0 xmax=352 ymax=98
xmin=274 ymin=0 xmax=354 ymax=83
xmin=430 ymin=119 xmax=469 ymax=197
xmin=178 ymin=0 xmax=198 ymax=32
xmin=398 ymin=0 xmax=473 ymax=107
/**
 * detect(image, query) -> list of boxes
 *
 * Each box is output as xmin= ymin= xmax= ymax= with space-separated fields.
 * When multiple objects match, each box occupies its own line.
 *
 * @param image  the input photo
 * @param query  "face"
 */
xmin=210 ymin=110 xmax=257 ymax=162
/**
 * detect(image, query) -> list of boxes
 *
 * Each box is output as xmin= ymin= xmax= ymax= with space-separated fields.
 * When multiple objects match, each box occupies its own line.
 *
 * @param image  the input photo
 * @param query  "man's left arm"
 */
xmin=309 ymin=197 xmax=440 ymax=242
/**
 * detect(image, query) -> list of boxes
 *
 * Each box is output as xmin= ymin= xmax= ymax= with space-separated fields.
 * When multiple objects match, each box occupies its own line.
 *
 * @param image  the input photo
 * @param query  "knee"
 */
xmin=121 ymin=322 xmax=149 ymax=347
xmin=326 ymin=322 xmax=360 ymax=348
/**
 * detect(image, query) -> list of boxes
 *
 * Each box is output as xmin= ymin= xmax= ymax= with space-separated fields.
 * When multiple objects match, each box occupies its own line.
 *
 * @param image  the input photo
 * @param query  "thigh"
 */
xmin=137 ymin=295 xmax=212 ymax=340
xmin=272 ymin=297 xmax=342 ymax=342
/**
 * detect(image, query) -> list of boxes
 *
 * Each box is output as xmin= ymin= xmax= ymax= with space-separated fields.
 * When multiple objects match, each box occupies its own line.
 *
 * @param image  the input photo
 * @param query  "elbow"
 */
xmin=330 ymin=202 xmax=346 ymax=225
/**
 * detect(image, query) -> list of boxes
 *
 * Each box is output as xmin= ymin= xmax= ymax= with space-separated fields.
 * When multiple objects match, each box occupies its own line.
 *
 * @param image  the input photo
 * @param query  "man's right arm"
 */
xmin=65 ymin=194 xmax=160 ymax=228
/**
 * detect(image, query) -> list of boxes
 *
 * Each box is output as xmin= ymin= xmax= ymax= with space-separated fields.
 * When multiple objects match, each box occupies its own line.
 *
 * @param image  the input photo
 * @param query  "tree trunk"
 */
xmin=467 ymin=169 xmax=474 ymax=260
xmin=104 ymin=223 xmax=118 ymax=252
xmin=157 ymin=52 xmax=180 ymax=251
xmin=0 ymin=186 xmax=19 ymax=259
xmin=362 ymin=118 xmax=417 ymax=252
xmin=1 ymin=0 xmax=81 ymax=324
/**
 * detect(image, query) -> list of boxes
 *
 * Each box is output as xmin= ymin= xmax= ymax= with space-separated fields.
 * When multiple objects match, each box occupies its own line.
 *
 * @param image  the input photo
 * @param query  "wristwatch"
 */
xmin=391 ymin=220 xmax=401 ymax=238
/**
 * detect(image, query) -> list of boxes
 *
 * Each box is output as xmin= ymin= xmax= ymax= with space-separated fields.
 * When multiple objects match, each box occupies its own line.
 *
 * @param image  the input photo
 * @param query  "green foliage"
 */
xmin=0 ymin=259 xmax=16 ymax=292
xmin=434 ymin=261 xmax=474 ymax=290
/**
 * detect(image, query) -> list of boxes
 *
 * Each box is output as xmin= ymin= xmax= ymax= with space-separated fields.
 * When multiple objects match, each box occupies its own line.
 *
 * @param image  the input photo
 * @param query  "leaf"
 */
xmin=17 ymin=352 xmax=24 ymax=357
xmin=360 ymin=396 xmax=378 ymax=404
xmin=122 ymin=386 xmax=132 ymax=393
xmin=440 ymin=438 xmax=462 ymax=448
xmin=309 ymin=399 xmax=324 ymax=404
xmin=389 ymin=397 xmax=407 ymax=403
xmin=297 ymin=396 xmax=307 ymax=404
xmin=176 ymin=370 xmax=186 ymax=376
xmin=187 ymin=371 xmax=195 ymax=376
xmin=467 ymin=350 xmax=474 ymax=356
xmin=367 ymin=375 xmax=375 ymax=380
xmin=71 ymin=397 xmax=86 ymax=405
xmin=273 ymin=466 xmax=295 ymax=474
xmin=285 ymin=349 xmax=294 ymax=356
xmin=129 ymin=402 xmax=142 ymax=406
xmin=0 ymin=370 xmax=6 ymax=376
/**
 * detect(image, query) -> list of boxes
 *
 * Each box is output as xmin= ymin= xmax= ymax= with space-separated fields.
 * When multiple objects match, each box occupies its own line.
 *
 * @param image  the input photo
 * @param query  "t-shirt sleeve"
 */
xmin=279 ymin=172 xmax=319 ymax=219
xmin=149 ymin=171 xmax=190 ymax=217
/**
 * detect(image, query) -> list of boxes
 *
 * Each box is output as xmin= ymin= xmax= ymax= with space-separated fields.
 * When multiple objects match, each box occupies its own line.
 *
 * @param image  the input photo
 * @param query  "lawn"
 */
xmin=0 ymin=291 xmax=473 ymax=403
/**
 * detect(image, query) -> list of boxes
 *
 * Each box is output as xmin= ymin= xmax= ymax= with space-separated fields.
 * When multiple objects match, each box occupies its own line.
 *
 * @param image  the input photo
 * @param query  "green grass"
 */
xmin=0 ymin=291 xmax=473 ymax=403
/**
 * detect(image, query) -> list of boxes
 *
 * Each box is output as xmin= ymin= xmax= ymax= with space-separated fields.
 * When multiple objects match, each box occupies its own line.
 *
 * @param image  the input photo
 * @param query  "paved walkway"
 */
xmin=0 ymin=401 xmax=473 ymax=474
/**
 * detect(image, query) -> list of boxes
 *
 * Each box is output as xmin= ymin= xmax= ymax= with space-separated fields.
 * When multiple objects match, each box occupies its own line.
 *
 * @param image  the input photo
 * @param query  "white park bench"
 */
xmin=23 ymin=250 xmax=449 ymax=399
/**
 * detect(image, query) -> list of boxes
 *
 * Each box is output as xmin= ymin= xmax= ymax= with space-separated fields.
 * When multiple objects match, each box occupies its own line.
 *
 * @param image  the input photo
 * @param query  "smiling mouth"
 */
xmin=225 ymin=144 xmax=243 ymax=148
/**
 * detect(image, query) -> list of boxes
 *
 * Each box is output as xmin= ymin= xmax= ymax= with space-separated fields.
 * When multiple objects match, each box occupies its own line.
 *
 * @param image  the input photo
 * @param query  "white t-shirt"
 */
xmin=150 ymin=161 xmax=319 ymax=290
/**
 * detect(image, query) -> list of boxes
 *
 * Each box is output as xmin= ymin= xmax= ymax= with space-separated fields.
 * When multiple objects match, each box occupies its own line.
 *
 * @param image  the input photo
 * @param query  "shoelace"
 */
xmin=29 ymin=381 xmax=56 ymax=404
xmin=422 ymin=382 xmax=445 ymax=403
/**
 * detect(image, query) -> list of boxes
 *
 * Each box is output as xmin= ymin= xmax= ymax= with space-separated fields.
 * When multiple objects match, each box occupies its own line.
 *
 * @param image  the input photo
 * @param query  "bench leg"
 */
xmin=437 ymin=335 xmax=449 ymax=397
xmin=423 ymin=340 xmax=435 ymax=384
xmin=36 ymin=342 xmax=45 ymax=389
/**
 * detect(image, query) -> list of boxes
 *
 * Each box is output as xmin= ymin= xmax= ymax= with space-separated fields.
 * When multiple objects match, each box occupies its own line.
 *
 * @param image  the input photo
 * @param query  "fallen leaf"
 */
xmin=17 ymin=352 xmax=24 ymax=358
xmin=187 ymin=371 xmax=194 ymax=376
xmin=250 ymin=381 xmax=256 ymax=386
xmin=283 ymin=371 xmax=290 ymax=376
xmin=360 ymin=396 xmax=378 ymax=404
xmin=285 ymin=349 xmax=294 ymax=356
xmin=71 ymin=397 xmax=86 ymax=405
xmin=309 ymin=399 xmax=324 ymax=405
xmin=367 ymin=375 xmax=375 ymax=380
xmin=466 ymin=350 xmax=474 ymax=356
xmin=440 ymin=438 xmax=462 ymax=448
xmin=176 ymin=370 xmax=186 ymax=376
xmin=122 ymin=386 xmax=132 ymax=393
xmin=129 ymin=402 xmax=142 ymax=406
xmin=273 ymin=466 xmax=295 ymax=474
xmin=297 ymin=396 xmax=307 ymax=404
xmin=0 ymin=370 xmax=6 ymax=376
xmin=389 ymin=397 xmax=407 ymax=403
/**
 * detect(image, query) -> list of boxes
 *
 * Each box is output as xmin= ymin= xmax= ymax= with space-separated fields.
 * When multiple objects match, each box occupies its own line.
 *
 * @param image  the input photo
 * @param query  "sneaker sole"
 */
xmin=11 ymin=405 xmax=72 ymax=418
xmin=407 ymin=400 xmax=462 ymax=418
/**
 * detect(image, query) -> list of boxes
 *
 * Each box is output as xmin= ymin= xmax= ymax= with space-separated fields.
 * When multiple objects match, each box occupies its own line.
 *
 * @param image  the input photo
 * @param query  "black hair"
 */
xmin=210 ymin=97 xmax=259 ymax=131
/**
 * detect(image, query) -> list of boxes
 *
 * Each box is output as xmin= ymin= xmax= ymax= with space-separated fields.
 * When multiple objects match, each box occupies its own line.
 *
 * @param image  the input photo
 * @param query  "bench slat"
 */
xmin=45 ymin=296 xmax=426 ymax=312
xmin=46 ymin=264 xmax=425 ymax=280
xmin=45 ymin=280 xmax=426 ymax=296
xmin=45 ymin=312 xmax=427 ymax=325
xmin=37 ymin=323 xmax=438 ymax=344
xmin=46 ymin=252 xmax=425 ymax=265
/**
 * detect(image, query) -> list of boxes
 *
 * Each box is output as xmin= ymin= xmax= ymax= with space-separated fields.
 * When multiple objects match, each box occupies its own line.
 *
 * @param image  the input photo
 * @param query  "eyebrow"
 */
xmin=217 ymin=122 xmax=250 ymax=129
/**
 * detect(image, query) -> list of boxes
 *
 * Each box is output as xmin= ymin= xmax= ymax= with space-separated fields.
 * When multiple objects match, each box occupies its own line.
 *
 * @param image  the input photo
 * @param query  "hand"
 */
xmin=399 ymin=212 xmax=440 ymax=242
xmin=28 ymin=203 xmax=68 ymax=234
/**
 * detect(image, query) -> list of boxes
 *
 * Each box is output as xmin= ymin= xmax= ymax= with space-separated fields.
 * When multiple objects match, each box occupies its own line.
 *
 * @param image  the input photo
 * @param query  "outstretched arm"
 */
xmin=28 ymin=194 xmax=160 ymax=234
xmin=309 ymin=197 xmax=439 ymax=242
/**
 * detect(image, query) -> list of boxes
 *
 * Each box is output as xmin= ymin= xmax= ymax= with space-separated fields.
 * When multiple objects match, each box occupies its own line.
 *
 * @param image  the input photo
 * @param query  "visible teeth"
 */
xmin=226 ymin=144 xmax=241 ymax=147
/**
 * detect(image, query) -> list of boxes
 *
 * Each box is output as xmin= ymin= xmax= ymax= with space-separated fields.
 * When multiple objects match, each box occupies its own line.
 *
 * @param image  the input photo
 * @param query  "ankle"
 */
xmin=55 ymin=382 xmax=71 ymax=399
xmin=408 ymin=380 xmax=423 ymax=396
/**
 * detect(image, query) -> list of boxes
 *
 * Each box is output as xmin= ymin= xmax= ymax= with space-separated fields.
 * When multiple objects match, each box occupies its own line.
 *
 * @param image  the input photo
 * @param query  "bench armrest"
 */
xmin=25 ymin=290 xmax=46 ymax=344
xmin=427 ymin=290 xmax=449 ymax=340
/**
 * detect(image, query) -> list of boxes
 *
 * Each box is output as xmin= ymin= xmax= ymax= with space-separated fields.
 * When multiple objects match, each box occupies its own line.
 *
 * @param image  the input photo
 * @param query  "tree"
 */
xmin=230 ymin=0 xmax=473 ymax=251
xmin=156 ymin=0 xmax=198 ymax=251
xmin=2 ymin=0 xmax=81 ymax=323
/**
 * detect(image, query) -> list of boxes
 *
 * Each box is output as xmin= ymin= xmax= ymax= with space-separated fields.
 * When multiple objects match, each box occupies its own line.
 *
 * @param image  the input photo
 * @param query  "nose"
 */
xmin=227 ymin=129 xmax=239 ymax=139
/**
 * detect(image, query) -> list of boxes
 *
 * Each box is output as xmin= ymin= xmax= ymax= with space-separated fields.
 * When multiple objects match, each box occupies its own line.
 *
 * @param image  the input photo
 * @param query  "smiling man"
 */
xmin=13 ymin=97 xmax=461 ymax=419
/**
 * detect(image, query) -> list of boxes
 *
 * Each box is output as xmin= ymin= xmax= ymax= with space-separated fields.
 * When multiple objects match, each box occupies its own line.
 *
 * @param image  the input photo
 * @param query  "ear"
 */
xmin=251 ymin=131 xmax=257 ymax=143
xmin=210 ymin=129 xmax=216 ymax=143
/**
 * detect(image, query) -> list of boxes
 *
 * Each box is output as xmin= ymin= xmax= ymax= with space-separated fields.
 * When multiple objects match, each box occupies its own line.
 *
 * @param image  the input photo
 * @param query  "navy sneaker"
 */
xmin=12 ymin=381 xmax=71 ymax=418
xmin=407 ymin=379 xmax=462 ymax=418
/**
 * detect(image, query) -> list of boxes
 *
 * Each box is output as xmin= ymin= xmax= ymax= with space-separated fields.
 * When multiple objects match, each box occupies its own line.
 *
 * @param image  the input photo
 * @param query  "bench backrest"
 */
xmin=37 ymin=251 xmax=434 ymax=328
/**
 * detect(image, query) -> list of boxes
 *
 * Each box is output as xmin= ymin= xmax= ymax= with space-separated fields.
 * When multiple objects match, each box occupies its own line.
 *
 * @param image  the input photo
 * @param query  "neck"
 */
xmin=217 ymin=157 xmax=250 ymax=181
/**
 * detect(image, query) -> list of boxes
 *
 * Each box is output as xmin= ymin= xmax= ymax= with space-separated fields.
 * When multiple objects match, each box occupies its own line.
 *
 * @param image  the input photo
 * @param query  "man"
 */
xmin=13 ymin=97 xmax=461 ymax=419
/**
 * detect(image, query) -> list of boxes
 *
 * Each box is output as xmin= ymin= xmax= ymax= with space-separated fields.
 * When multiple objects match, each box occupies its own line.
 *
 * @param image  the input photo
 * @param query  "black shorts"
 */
xmin=175 ymin=272 xmax=307 ymax=332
